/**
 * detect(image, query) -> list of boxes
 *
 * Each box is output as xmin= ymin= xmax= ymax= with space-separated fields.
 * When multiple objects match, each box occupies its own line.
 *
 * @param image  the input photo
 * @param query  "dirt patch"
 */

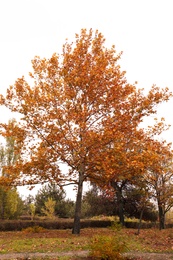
xmin=124 ymin=252 xmax=173 ymax=260
xmin=0 ymin=251 xmax=173 ymax=260
xmin=0 ymin=250 xmax=88 ymax=259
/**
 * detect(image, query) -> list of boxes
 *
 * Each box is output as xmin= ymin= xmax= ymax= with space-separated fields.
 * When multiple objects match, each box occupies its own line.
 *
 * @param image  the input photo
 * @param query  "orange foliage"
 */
xmin=0 ymin=28 xmax=172 ymax=208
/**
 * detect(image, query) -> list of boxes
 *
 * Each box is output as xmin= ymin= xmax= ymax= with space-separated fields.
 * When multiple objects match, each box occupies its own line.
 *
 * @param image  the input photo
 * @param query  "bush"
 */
xmin=81 ymin=220 xmax=112 ymax=228
xmin=22 ymin=226 xmax=46 ymax=233
xmin=110 ymin=221 xmax=123 ymax=231
xmin=89 ymin=234 xmax=127 ymax=260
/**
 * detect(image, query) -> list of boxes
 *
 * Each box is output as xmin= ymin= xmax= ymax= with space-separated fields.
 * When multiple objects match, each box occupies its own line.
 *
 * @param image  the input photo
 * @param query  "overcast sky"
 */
xmin=0 ymin=0 xmax=173 ymax=199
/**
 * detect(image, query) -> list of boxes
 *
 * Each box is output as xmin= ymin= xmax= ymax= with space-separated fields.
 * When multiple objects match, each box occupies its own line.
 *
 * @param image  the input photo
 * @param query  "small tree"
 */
xmin=41 ymin=197 xmax=56 ymax=219
xmin=144 ymin=140 xmax=173 ymax=229
xmin=29 ymin=203 xmax=36 ymax=220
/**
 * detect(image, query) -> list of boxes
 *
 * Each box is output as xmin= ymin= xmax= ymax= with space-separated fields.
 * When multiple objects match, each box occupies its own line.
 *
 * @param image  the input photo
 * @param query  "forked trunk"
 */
xmin=72 ymin=170 xmax=84 ymax=234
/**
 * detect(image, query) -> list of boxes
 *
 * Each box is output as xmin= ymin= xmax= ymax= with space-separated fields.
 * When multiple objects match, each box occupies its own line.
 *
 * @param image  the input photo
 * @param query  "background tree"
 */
xmin=96 ymin=128 xmax=154 ymax=225
xmin=81 ymin=185 xmax=115 ymax=218
xmin=41 ymin=197 xmax=56 ymax=219
xmin=35 ymin=183 xmax=74 ymax=218
xmin=0 ymin=186 xmax=23 ymax=219
xmin=0 ymin=119 xmax=24 ymax=219
xmin=124 ymin=184 xmax=157 ymax=222
xmin=35 ymin=184 xmax=65 ymax=214
xmin=29 ymin=203 xmax=36 ymax=220
xmin=81 ymin=183 xmax=157 ymax=222
xmin=23 ymin=194 xmax=35 ymax=217
xmin=95 ymin=114 xmax=173 ymax=226
xmin=0 ymin=29 xmax=171 ymax=234
xmin=0 ymin=119 xmax=25 ymax=186
xmin=143 ymin=139 xmax=173 ymax=229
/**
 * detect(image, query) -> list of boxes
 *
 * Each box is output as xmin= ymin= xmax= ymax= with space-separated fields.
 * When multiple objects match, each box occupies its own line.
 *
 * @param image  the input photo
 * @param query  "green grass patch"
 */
xmin=0 ymin=237 xmax=89 ymax=254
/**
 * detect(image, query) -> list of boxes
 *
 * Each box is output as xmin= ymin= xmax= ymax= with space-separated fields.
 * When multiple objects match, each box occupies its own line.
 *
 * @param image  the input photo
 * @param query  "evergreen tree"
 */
xmin=35 ymin=183 xmax=74 ymax=218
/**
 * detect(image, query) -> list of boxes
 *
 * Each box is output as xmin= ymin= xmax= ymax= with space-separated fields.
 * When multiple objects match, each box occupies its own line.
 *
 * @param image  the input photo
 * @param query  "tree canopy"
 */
xmin=0 ymin=29 xmax=172 ymax=233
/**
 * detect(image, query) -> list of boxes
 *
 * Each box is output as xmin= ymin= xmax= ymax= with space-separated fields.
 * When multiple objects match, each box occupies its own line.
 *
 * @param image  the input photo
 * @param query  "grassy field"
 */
xmin=0 ymin=226 xmax=173 ymax=259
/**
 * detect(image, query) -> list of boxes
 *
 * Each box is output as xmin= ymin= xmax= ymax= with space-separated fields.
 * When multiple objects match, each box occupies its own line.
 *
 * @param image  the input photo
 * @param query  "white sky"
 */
xmin=0 ymin=0 xmax=173 ymax=199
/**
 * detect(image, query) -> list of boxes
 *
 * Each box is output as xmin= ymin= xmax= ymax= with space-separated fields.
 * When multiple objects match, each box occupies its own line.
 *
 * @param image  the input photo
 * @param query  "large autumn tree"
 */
xmin=0 ymin=29 xmax=171 ymax=234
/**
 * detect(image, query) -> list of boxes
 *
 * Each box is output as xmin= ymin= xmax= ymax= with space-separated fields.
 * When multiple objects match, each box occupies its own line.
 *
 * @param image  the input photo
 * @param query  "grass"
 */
xmin=0 ymin=226 xmax=173 ymax=259
xmin=0 ymin=229 xmax=89 ymax=254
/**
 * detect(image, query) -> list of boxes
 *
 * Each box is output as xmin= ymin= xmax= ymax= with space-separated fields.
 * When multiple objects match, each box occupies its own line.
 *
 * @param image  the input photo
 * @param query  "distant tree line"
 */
xmin=0 ymin=180 xmax=158 ymax=223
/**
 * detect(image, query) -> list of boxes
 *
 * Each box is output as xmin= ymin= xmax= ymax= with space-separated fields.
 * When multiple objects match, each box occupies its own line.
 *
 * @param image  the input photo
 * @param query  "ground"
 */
xmin=0 ymin=251 xmax=173 ymax=259
xmin=1 ymin=227 xmax=173 ymax=259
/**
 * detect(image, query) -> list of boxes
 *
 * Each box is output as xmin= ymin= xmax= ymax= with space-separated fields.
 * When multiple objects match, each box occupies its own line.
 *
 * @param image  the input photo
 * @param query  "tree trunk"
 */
xmin=72 ymin=170 xmax=84 ymax=234
xmin=158 ymin=205 xmax=165 ymax=230
xmin=110 ymin=181 xmax=125 ymax=226
xmin=116 ymin=189 xmax=125 ymax=226
xmin=136 ymin=206 xmax=144 ymax=235
xmin=0 ymin=192 xmax=5 ymax=219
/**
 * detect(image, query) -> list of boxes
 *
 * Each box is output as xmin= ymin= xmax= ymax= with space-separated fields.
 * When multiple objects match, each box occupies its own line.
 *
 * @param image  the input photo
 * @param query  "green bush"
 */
xmin=110 ymin=221 xmax=123 ymax=231
xmin=89 ymin=234 xmax=127 ymax=260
